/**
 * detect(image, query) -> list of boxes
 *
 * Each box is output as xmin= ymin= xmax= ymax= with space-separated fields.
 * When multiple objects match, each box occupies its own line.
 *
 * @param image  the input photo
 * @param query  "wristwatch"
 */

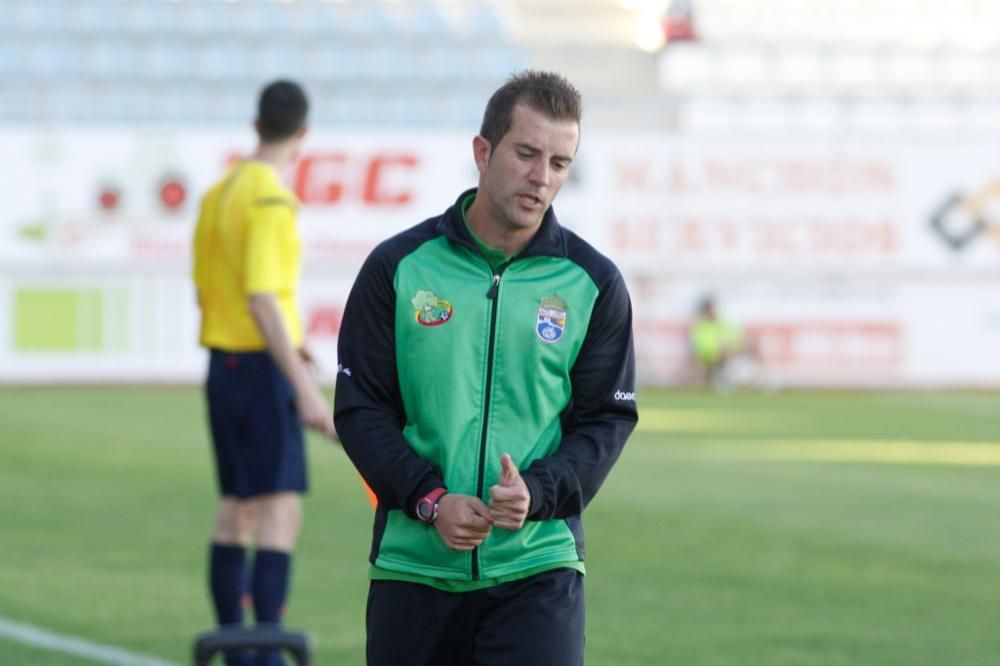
xmin=415 ymin=487 xmax=448 ymax=524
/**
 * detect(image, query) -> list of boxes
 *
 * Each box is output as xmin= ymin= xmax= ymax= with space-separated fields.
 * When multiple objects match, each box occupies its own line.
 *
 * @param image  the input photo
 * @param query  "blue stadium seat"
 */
xmin=473 ymin=45 xmax=531 ymax=82
xmin=466 ymin=4 xmax=507 ymax=40
xmin=245 ymin=45 xmax=289 ymax=85
xmin=419 ymin=46 xmax=472 ymax=84
xmin=139 ymin=42 xmax=199 ymax=83
xmin=0 ymin=84 xmax=43 ymax=123
xmin=407 ymin=90 xmax=442 ymax=127
xmin=66 ymin=1 xmax=125 ymax=36
xmin=214 ymin=90 xmax=254 ymax=124
xmin=177 ymin=2 xmax=231 ymax=38
xmin=23 ymin=41 xmax=82 ymax=80
xmin=310 ymin=46 xmax=365 ymax=84
xmin=239 ymin=1 xmax=291 ymax=38
xmin=324 ymin=92 xmax=380 ymax=126
xmin=81 ymin=42 xmax=139 ymax=81
xmin=363 ymin=46 xmax=416 ymax=84
xmin=407 ymin=3 xmax=454 ymax=39
xmin=156 ymin=88 xmax=204 ymax=124
xmin=8 ymin=1 xmax=68 ymax=35
xmin=0 ymin=40 xmax=25 ymax=82
xmin=1 ymin=0 xmax=531 ymax=127
xmin=351 ymin=3 xmax=397 ymax=38
xmin=46 ymin=83 xmax=96 ymax=123
xmin=288 ymin=2 xmax=348 ymax=40
xmin=438 ymin=92 xmax=487 ymax=128
xmin=196 ymin=43 xmax=247 ymax=83
xmin=93 ymin=86 xmax=148 ymax=124
xmin=245 ymin=43 xmax=310 ymax=84
xmin=125 ymin=0 xmax=183 ymax=37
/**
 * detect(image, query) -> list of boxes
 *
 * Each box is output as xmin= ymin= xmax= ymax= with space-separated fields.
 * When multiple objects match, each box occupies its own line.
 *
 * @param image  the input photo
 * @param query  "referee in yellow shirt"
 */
xmin=192 ymin=80 xmax=334 ymax=666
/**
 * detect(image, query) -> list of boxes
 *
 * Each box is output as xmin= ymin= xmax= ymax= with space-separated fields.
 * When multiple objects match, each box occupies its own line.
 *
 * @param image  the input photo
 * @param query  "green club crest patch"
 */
xmin=411 ymin=290 xmax=453 ymax=327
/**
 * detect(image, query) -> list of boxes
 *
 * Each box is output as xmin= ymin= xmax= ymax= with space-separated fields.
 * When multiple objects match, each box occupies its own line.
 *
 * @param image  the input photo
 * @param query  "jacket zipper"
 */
xmin=472 ymin=269 xmax=505 ymax=580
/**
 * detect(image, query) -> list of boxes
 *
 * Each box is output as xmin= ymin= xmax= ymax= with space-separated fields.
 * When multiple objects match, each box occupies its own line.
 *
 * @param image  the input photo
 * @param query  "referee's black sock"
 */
xmin=252 ymin=549 xmax=291 ymax=666
xmin=209 ymin=543 xmax=247 ymax=626
xmin=209 ymin=543 xmax=253 ymax=666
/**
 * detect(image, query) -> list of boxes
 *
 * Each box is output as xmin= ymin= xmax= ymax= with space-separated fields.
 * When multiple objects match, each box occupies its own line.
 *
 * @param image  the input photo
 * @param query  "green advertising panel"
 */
xmin=14 ymin=288 xmax=104 ymax=352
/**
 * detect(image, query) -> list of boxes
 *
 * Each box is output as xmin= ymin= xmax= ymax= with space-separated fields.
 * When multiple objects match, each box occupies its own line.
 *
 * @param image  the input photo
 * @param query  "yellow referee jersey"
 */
xmin=192 ymin=160 xmax=303 ymax=351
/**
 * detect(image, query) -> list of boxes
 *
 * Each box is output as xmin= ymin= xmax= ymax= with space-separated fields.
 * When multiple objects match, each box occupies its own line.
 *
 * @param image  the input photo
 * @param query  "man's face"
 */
xmin=475 ymin=103 xmax=580 ymax=234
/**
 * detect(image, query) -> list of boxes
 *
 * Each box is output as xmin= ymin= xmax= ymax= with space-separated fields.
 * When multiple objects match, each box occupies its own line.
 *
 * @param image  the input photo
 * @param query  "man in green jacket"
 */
xmin=334 ymin=70 xmax=638 ymax=666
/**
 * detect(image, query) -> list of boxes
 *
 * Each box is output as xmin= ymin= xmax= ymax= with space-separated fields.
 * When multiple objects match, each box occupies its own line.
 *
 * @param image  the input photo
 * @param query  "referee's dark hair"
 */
xmin=256 ymin=80 xmax=309 ymax=142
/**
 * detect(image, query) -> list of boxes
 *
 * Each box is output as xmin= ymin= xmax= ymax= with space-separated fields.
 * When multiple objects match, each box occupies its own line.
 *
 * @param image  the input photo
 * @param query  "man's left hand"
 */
xmin=489 ymin=453 xmax=531 ymax=530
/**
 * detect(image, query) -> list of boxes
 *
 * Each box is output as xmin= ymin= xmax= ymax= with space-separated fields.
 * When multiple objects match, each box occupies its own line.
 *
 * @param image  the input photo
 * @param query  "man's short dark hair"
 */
xmin=479 ymin=70 xmax=582 ymax=149
xmin=257 ymin=80 xmax=309 ymax=142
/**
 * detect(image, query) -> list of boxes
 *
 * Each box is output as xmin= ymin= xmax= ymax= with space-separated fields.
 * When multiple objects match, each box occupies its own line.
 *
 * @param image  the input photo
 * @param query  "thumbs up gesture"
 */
xmin=489 ymin=453 xmax=531 ymax=530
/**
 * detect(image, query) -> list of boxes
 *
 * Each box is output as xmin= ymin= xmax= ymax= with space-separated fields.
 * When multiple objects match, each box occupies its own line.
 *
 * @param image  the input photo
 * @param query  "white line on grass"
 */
xmin=0 ymin=616 xmax=181 ymax=666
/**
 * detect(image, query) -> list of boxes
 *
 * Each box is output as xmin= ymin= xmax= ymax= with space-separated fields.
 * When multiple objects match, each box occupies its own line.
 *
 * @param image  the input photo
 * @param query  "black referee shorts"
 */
xmin=206 ymin=349 xmax=308 ymax=498
xmin=366 ymin=567 xmax=584 ymax=666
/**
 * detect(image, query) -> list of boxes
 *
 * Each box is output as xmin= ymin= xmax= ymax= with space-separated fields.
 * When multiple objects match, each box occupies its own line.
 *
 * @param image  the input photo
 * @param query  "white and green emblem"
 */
xmin=536 ymin=295 xmax=567 ymax=343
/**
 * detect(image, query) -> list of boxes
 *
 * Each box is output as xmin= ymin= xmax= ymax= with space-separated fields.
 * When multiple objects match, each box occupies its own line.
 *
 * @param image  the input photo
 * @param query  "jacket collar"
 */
xmin=438 ymin=188 xmax=568 ymax=260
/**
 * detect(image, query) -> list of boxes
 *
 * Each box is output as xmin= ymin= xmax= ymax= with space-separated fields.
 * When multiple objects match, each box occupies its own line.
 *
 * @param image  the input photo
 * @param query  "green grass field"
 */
xmin=2 ymin=388 xmax=1000 ymax=665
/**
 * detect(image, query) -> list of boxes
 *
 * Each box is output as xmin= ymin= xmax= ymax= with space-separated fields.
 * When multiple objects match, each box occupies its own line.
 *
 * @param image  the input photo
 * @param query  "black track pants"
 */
xmin=366 ymin=568 xmax=585 ymax=666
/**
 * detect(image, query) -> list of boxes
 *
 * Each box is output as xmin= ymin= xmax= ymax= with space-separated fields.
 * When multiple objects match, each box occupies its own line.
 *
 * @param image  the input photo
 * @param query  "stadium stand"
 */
xmin=5 ymin=0 xmax=996 ymax=133
xmin=656 ymin=0 xmax=1000 ymax=134
xmin=1 ymin=0 xmax=530 ymax=127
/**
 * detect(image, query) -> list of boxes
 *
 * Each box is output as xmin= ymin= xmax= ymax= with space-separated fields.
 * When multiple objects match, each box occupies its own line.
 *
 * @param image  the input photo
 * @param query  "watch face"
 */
xmin=417 ymin=499 xmax=432 ymax=521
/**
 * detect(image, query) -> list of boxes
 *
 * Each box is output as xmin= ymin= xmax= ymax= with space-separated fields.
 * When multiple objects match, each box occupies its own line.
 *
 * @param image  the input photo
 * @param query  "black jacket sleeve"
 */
xmin=521 ymin=266 xmax=638 ymax=520
xmin=333 ymin=244 xmax=445 ymax=518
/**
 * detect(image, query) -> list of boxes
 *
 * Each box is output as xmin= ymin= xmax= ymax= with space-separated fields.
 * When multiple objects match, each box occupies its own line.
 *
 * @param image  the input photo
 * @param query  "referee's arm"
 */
xmin=249 ymin=293 xmax=335 ymax=438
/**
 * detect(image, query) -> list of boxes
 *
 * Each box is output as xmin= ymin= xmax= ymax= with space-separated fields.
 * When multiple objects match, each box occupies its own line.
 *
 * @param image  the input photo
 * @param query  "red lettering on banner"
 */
xmin=612 ymin=215 xmax=662 ymax=250
xmin=616 ymin=161 xmax=650 ymax=191
xmin=748 ymin=217 xmax=898 ymax=258
xmin=131 ymin=237 xmax=190 ymax=259
xmin=715 ymin=218 xmax=738 ymax=249
xmin=776 ymin=159 xmax=895 ymax=193
xmin=806 ymin=218 xmax=897 ymax=254
xmin=611 ymin=156 xmax=895 ymax=195
xmin=363 ymin=154 xmax=418 ymax=205
xmin=705 ymin=161 xmax=765 ymax=192
xmin=611 ymin=213 xmax=898 ymax=259
xmin=307 ymin=307 xmax=343 ymax=337
xmin=750 ymin=322 xmax=901 ymax=368
xmin=753 ymin=221 xmax=797 ymax=254
xmin=295 ymin=153 xmax=349 ymax=204
xmin=616 ymin=160 xmax=693 ymax=193
xmin=292 ymin=152 xmax=419 ymax=206
xmin=669 ymin=163 xmax=694 ymax=193
xmin=676 ymin=218 xmax=705 ymax=252
xmin=632 ymin=318 xmax=902 ymax=382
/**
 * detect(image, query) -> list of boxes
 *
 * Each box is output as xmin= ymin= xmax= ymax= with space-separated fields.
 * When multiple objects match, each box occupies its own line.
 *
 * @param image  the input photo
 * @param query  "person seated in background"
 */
xmin=689 ymin=295 xmax=760 ymax=392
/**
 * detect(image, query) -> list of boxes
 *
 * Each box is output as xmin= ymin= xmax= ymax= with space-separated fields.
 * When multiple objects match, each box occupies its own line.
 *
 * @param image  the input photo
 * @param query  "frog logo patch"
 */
xmin=412 ymin=290 xmax=453 ymax=327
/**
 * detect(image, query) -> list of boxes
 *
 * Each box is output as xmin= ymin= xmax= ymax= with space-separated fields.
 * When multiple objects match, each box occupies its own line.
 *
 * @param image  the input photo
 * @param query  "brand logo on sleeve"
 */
xmin=536 ymin=295 xmax=567 ymax=343
xmin=411 ymin=290 xmax=453 ymax=327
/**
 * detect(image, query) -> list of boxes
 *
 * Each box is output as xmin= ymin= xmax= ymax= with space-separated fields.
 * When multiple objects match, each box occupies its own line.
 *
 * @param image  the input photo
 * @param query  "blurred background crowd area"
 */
xmin=4 ymin=0 xmax=999 ymax=133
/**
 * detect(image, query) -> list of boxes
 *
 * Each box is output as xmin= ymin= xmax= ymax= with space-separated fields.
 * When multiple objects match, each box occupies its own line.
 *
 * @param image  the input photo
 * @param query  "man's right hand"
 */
xmin=433 ymin=494 xmax=494 ymax=551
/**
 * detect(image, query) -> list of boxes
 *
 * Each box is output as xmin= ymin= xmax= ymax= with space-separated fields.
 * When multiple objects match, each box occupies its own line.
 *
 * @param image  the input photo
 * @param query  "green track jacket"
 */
xmin=334 ymin=188 xmax=638 ymax=582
